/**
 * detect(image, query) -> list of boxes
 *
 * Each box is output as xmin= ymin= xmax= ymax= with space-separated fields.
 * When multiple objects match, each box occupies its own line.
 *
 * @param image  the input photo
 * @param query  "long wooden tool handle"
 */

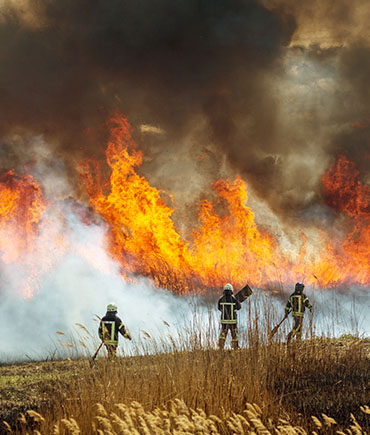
xmin=92 ymin=341 xmax=103 ymax=360
xmin=270 ymin=316 xmax=287 ymax=337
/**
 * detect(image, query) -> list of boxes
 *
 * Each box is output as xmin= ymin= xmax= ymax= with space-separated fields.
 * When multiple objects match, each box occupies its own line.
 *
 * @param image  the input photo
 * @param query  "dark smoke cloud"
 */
xmin=257 ymin=0 xmax=370 ymax=218
xmin=331 ymin=43 xmax=370 ymax=178
xmin=0 ymin=1 xmax=293 ymax=127
xmin=0 ymin=0 xmax=369 ymax=225
xmin=0 ymin=2 xmax=294 ymax=149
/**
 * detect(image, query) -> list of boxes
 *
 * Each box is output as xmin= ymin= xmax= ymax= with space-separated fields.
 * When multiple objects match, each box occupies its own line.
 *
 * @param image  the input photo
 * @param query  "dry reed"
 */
xmin=2 ymin=298 xmax=369 ymax=434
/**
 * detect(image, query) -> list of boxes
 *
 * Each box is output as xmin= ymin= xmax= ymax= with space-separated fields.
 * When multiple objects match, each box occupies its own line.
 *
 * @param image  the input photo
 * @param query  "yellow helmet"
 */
xmin=223 ymin=283 xmax=233 ymax=293
xmin=107 ymin=303 xmax=117 ymax=312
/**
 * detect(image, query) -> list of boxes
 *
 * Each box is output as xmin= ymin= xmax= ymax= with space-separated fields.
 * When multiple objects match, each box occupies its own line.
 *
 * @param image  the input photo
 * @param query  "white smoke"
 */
xmin=0 ymin=209 xmax=200 ymax=361
xmin=1 ymin=241 xmax=369 ymax=363
xmin=0 ymin=135 xmax=368 ymax=362
xmin=0 ymin=135 xmax=202 ymax=361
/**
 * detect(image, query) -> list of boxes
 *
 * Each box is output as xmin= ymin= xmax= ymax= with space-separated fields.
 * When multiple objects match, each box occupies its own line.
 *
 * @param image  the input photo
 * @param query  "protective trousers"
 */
xmin=286 ymin=316 xmax=303 ymax=344
xmin=105 ymin=344 xmax=118 ymax=358
xmin=219 ymin=324 xmax=239 ymax=350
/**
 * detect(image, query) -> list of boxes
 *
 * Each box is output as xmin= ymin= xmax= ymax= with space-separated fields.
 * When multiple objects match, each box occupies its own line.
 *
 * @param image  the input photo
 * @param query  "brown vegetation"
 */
xmin=1 ymin=327 xmax=369 ymax=434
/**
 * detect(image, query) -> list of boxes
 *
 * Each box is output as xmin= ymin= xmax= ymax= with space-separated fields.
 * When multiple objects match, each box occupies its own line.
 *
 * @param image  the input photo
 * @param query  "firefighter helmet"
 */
xmin=107 ymin=302 xmax=118 ymax=312
xmin=295 ymin=282 xmax=304 ymax=294
xmin=223 ymin=283 xmax=234 ymax=293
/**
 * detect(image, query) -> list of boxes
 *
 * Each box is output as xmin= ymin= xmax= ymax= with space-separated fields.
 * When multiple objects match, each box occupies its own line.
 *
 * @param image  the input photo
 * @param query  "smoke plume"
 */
xmin=0 ymin=202 xmax=200 ymax=361
xmin=0 ymin=0 xmax=369 ymax=224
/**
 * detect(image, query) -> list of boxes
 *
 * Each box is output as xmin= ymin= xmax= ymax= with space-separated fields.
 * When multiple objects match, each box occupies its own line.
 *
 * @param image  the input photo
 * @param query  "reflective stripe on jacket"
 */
xmin=218 ymin=294 xmax=241 ymax=325
xmin=99 ymin=313 xmax=127 ymax=345
xmin=285 ymin=293 xmax=311 ymax=317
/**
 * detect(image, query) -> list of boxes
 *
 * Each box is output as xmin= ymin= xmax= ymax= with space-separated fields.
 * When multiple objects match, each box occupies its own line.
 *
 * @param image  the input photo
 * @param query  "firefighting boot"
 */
xmin=218 ymin=331 xmax=226 ymax=350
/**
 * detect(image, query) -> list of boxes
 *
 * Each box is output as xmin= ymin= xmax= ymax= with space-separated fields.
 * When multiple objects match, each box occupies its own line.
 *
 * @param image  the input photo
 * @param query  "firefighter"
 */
xmin=218 ymin=283 xmax=241 ymax=350
xmin=285 ymin=282 xmax=312 ymax=344
xmin=98 ymin=303 xmax=132 ymax=357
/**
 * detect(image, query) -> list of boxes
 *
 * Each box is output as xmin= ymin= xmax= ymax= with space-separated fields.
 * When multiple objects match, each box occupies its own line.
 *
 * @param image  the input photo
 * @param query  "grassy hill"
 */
xmin=1 ymin=337 xmax=369 ymax=434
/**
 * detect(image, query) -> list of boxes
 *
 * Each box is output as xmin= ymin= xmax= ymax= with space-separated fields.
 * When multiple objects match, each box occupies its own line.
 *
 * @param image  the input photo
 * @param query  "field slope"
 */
xmin=1 ymin=337 xmax=369 ymax=434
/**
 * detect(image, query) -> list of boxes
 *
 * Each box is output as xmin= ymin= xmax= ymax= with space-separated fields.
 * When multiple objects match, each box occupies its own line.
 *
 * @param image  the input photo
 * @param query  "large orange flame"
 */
xmin=0 ymin=170 xmax=47 ymax=297
xmin=0 ymin=170 xmax=46 ymax=264
xmin=80 ymin=115 xmax=370 ymax=292
xmin=317 ymin=155 xmax=370 ymax=285
xmin=80 ymin=115 xmax=279 ymax=291
xmin=191 ymin=177 xmax=277 ymax=287
xmin=79 ymin=115 xmax=197 ymax=292
xmin=1 ymin=116 xmax=369 ymax=297
xmin=0 ymin=171 xmax=112 ymax=298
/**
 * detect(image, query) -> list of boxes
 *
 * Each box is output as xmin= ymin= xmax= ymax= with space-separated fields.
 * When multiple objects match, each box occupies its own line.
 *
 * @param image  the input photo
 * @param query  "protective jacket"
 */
xmin=285 ymin=292 xmax=312 ymax=317
xmin=98 ymin=312 xmax=130 ymax=346
xmin=218 ymin=293 xmax=241 ymax=324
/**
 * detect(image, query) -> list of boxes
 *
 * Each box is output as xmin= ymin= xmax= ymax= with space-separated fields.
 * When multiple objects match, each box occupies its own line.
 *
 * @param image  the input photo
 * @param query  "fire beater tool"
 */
xmin=91 ymin=341 xmax=103 ymax=361
xmin=90 ymin=313 xmax=105 ymax=363
xmin=235 ymin=283 xmax=253 ymax=303
xmin=269 ymin=313 xmax=289 ymax=340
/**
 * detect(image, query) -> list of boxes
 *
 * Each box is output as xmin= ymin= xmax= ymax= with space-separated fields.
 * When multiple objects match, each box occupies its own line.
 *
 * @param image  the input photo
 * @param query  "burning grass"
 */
xmin=2 ymin=115 xmax=370 ymax=300
xmin=1 ymin=330 xmax=369 ymax=434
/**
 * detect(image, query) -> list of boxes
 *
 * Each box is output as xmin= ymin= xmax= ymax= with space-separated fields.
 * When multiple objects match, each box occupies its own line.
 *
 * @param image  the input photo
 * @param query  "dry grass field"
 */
xmin=1 ymin=316 xmax=369 ymax=434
